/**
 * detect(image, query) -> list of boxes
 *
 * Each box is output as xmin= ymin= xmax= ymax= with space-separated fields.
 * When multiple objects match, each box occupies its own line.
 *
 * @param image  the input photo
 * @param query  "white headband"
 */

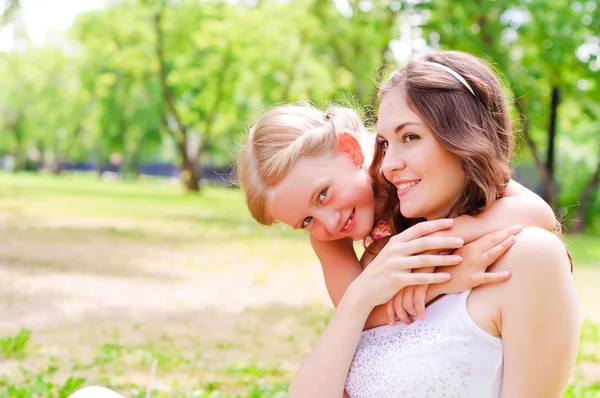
xmin=426 ymin=61 xmax=475 ymax=96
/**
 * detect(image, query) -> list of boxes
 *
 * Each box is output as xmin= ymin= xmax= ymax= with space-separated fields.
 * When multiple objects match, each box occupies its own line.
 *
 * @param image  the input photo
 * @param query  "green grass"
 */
xmin=0 ymin=171 xmax=598 ymax=397
xmin=0 ymin=329 xmax=31 ymax=360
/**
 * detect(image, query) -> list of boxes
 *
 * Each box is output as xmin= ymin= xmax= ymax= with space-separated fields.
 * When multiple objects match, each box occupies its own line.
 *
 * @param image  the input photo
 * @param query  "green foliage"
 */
xmin=0 ymin=358 xmax=85 ymax=398
xmin=0 ymin=328 xmax=31 ymax=360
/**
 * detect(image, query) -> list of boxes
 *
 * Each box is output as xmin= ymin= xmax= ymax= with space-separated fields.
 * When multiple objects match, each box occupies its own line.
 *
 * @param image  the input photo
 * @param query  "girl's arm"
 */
xmin=493 ymin=228 xmax=580 ymax=397
xmin=310 ymin=236 xmax=393 ymax=330
xmin=433 ymin=179 xmax=556 ymax=243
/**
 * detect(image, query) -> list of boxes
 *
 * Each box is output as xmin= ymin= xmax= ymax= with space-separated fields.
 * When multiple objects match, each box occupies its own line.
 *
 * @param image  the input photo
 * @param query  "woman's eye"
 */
xmin=301 ymin=216 xmax=312 ymax=228
xmin=378 ymin=140 xmax=388 ymax=151
xmin=318 ymin=188 xmax=328 ymax=202
xmin=403 ymin=133 xmax=420 ymax=143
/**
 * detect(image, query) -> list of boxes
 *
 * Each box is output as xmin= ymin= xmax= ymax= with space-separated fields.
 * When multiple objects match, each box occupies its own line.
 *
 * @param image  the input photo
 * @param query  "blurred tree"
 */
xmin=0 ymin=0 xmax=19 ymax=26
xmin=72 ymin=2 xmax=165 ymax=177
xmin=308 ymin=0 xmax=401 ymax=121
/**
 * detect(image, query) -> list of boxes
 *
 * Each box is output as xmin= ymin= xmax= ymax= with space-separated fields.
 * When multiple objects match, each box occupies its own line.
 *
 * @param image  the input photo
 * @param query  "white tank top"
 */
xmin=345 ymin=290 xmax=503 ymax=398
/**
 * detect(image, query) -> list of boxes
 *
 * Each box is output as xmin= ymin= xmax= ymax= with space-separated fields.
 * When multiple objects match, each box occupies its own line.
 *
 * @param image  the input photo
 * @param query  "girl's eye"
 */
xmin=403 ymin=133 xmax=420 ymax=143
xmin=301 ymin=216 xmax=312 ymax=228
xmin=318 ymin=188 xmax=328 ymax=202
xmin=378 ymin=140 xmax=388 ymax=151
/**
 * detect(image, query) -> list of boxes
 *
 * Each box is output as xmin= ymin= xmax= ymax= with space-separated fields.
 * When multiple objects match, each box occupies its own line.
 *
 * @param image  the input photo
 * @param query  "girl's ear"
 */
xmin=338 ymin=131 xmax=365 ymax=168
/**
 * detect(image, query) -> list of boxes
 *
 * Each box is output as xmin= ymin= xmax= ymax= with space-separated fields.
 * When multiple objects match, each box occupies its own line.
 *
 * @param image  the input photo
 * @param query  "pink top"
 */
xmin=364 ymin=220 xmax=392 ymax=247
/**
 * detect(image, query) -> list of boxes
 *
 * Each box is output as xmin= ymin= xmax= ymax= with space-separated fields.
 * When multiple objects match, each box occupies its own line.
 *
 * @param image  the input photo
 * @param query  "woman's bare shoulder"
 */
xmin=488 ymin=227 xmax=572 ymax=299
xmin=469 ymin=227 xmax=574 ymax=335
xmin=498 ymin=227 xmax=569 ymax=271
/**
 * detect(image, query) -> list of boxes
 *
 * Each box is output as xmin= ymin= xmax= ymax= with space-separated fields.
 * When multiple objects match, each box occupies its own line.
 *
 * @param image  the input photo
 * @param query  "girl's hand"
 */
xmin=402 ymin=283 xmax=429 ymax=320
xmin=350 ymin=219 xmax=465 ymax=311
xmin=436 ymin=224 xmax=522 ymax=294
xmin=386 ymin=290 xmax=412 ymax=326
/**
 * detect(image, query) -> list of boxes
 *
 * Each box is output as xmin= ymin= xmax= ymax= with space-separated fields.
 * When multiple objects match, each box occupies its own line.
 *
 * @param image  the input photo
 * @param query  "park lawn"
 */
xmin=0 ymin=172 xmax=598 ymax=397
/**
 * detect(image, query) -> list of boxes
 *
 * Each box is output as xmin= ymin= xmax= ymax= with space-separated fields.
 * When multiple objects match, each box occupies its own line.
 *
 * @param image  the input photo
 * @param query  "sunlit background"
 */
xmin=0 ymin=0 xmax=599 ymax=396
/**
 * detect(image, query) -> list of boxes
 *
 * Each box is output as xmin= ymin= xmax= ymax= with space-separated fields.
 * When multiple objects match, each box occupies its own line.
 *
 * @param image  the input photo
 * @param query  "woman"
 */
xmin=341 ymin=51 xmax=581 ymax=397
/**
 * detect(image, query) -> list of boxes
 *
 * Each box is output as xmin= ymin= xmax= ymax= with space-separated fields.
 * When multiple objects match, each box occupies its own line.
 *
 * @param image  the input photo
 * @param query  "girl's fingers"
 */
xmin=394 ymin=292 xmax=413 ymax=325
xmin=413 ymin=285 xmax=427 ymax=320
xmin=479 ymin=235 xmax=517 ymax=266
xmin=385 ymin=300 xmax=396 ymax=326
xmin=400 ymin=237 xmax=464 ymax=256
xmin=479 ymin=224 xmax=523 ymax=249
xmin=403 ymin=286 xmax=417 ymax=317
xmin=471 ymin=270 xmax=511 ymax=287
xmin=394 ymin=219 xmax=454 ymax=242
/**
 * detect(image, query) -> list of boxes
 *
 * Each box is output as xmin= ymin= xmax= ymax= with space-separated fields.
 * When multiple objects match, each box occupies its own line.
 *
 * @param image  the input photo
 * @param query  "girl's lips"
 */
xmin=397 ymin=181 xmax=420 ymax=197
xmin=340 ymin=208 xmax=356 ymax=234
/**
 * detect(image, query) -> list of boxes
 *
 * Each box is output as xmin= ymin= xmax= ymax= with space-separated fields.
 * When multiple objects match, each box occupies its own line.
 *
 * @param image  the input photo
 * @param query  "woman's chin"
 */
xmin=399 ymin=206 xmax=425 ymax=220
xmin=399 ymin=207 xmax=416 ymax=219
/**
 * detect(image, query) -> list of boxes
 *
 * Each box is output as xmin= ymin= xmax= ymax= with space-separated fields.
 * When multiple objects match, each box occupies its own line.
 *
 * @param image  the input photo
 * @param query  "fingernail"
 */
xmin=453 ymin=238 xmax=464 ymax=246
xmin=443 ymin=219 xmax=454 ymax=225
xmin=505 ymin=236 xmax=516 ymax=244
xmin=441 ymin=273 xmax=451 ymax=280
xmin=510 ymin=224 xmax=523 ymax=233
xmin=451 ymin=255 xmax=462 ymax=263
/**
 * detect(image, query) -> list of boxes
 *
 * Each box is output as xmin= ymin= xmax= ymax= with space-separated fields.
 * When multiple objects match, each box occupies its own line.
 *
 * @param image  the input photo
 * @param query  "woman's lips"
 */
xmin=397 ymin=180 xmax=420 ymax=197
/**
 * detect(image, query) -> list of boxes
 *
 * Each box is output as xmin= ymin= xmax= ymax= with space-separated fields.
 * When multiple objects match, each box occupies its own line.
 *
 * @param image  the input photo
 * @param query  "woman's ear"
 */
xmin=338 ymin=131 xmax=365 ymax=168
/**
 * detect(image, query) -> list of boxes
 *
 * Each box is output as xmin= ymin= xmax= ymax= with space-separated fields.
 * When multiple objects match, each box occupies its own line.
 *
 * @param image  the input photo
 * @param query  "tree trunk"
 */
xmin=542 ymin=86 xmax=560 ymax=209
xmin=177 ymin=140 xmax=200 ymax=191
xmin=570 ymin=158 xmax=600 ymax=232
xmin=154 ymin=3 xmax=200 ymax=192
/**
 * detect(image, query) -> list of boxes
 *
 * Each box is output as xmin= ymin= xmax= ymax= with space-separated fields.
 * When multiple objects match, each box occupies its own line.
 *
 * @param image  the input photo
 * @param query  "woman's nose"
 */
xmin=381 ymin=148 xmax=406 ymax=180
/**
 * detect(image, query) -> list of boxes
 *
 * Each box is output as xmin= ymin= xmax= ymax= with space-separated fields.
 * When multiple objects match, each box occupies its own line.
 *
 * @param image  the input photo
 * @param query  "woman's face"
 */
xmin=267 ymin=150 xmax=375 ymax=241
xmin=376 ymin=89 xmax=466 ymax=220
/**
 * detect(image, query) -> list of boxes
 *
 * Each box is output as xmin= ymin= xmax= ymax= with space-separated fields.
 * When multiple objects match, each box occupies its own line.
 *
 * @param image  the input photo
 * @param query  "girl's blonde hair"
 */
xmin=237 ymin=104 xmax=367 ymax=225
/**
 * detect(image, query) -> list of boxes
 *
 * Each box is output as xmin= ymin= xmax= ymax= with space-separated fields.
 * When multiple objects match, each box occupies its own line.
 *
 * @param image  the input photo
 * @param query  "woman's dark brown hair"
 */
xmin=368 ymin=50 xmax=572 ymax=271
xmin=369 ymin=51 xmax=514 ymax=237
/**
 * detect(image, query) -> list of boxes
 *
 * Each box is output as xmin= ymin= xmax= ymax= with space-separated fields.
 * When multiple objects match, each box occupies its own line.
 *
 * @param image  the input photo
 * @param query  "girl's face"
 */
xmin=267 ymin=138 xmax=375 ymax=241
xmin=376 ymin=89 xmax=466 ymax=220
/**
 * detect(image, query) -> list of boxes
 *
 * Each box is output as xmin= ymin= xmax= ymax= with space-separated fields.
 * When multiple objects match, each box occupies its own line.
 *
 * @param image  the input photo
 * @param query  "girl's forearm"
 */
xmin=288 ymin=292 xmax=370 ymax=398
xmin=430 ymin=196 xmax=555 ymax=244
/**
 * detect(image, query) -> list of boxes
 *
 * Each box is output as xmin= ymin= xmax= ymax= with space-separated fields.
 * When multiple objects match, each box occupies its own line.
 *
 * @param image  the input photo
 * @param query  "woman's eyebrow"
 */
xmin=377 ymin=121 xmax=421 ymax=138
xmin=394 ymin=122 xmax=421 ymax=134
